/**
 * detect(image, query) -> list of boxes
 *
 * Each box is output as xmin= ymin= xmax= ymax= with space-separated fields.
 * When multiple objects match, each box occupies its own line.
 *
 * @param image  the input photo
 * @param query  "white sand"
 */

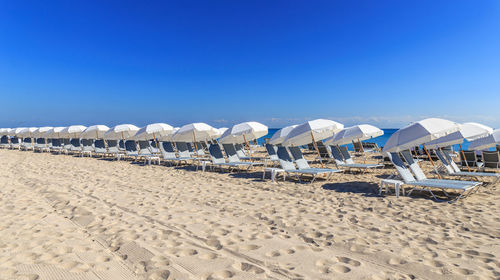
xmin=0 ymin=149 xmax=499 ymax=280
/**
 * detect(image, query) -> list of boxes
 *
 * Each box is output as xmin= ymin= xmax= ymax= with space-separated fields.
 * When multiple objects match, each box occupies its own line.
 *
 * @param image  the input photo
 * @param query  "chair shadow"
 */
xmin=321 ymin=181 xmax=380 ymax=197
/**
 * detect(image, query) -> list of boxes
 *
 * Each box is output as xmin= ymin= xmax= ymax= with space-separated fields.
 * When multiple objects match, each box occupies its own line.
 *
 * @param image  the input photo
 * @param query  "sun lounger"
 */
xmin=50 ymin=138 xmax=63 ymax=153
xmin=34 ymin=138 xmax=49 ymax=152
xmin=330 ymin=145 xmax=383 ymax=172
xmin=159 ymin=142 xmax=197 ymax=166
xmin=265 ymin=143 xmax=280 ymax=166
xmin=0 ymin=135 xmax=9 ymax=148
xmin=94 ymin=139 xmax=107 ymax=156
xmin=81 ymin=139 xmax=94 ymax=157
xmin=207 ymin=144 xmax=252 ymax=172
xmin=10 ymin=137 xmax=21 ymax=149
xmin=460 ymin=150 xmax=483 ymax=169
xmin=387 ymin=152 xmax=480 ymax=202
xmin=22 ymin=138 xmax=34 ymax=151
xmin=482 ymin=151 xmax=500 ymax=169
xmin=276 ymin=146 xmax=341 ymax=183
xmin=125 ymin=140 xmax=139 ymax=159
xmin=137 ymin=140 xmax=160 ymax=165
xmin=435 ymin=149 xmax=499 ymax=184
xmin=222 ymin=143 xmax=264 ymax=169
xmin=106 ymin=140 xmax=125 ymax=160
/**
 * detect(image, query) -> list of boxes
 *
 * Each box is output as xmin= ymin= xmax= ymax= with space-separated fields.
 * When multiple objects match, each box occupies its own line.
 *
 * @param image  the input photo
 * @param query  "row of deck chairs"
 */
xmin=459 ymin=150 xmax=500 ymax=169
xmin=265 ymin=143 xmax=384 ymax=173
xmin=387 ymin=150 xmax=483 ymax=202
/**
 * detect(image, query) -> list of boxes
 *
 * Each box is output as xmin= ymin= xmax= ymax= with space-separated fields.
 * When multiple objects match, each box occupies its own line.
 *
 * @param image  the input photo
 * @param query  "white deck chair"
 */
xmin=330 ymin=145 xmax=383 ymax=172
xmin=435 ymin=149 xmax=500 ymax=184
xmin=388 ymin=152 xmax=480 ymax=202
xmin=276 ymin=147 xmax=341 ymax=183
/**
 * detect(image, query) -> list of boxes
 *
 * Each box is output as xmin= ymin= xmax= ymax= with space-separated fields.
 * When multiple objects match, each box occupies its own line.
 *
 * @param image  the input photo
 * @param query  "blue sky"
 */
xmin=1 ymin=0 xmax=499 ymax=129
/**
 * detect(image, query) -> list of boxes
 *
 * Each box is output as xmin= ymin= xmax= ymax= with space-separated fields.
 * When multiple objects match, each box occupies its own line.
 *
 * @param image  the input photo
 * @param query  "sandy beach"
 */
xmin=0 ymin=148 xmax=499 ymax=280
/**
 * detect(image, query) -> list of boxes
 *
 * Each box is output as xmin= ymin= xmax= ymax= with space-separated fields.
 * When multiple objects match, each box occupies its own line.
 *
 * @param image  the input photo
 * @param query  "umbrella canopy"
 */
xmin=426 ymin=122 xmax=493 ymax=149
xmin=282 ymin=119 xmax=344 ymax=146
xmin=325 ymin=124 xmax=383 ymax=146
xmin=13 ymin=127 xmax=27 ymax=136
xmin=17 ymin=127 xmax=38 ymax=138
xmin=469 ymin=129 xmax=500 ymax=150
xmin=220 ymin=121 xmax=268 ymax=144
xmin=81 ymin=125 xmax=110 ymax=139
xmin=269 ymin=125 xmax=298 ymax=145
xmin=216 ymin=127 xmax=229 ymax=138
xmin=171 ymin=123 xmax=219 ymax=142
xmin=0 ymin=128 xmax=11 ymax=135
xmin=382 ymin=118 xmax=460 ymax=153
xmin=104 ymin=124 xmax=140 ymax=140
xmin=45 ymin=127 xmax=66 ymax=138
xmin=133 ymin=123 xmax=174 ymax=141
xmin=32 ymin=127 xmax=54 ymax=138
xmin=60 ymin=125 xmax=87 ymax=139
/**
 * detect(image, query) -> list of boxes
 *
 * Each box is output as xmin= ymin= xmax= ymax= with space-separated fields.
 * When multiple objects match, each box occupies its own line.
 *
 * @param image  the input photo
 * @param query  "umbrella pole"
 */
xmin=459 ymin=143 xmax=471 ymax=172
xmin=358 ymin=139 xmax=366 ymax=164
xmin=153 ymin=133 xmax=160 ymax=157
xmin=422 ymin=143 xmax=441 ymax=179
xmin=243 ymin=135 xmax=250 ymax=156
xmin=192 ymin=131 xmax=198 ymax=156
xmin=310 ymin=131 xmax=325 ymax=168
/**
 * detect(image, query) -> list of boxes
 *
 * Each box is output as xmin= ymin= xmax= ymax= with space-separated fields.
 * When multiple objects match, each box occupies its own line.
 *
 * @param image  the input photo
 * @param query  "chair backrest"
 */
xmin=315 ymin=141 xmax=331 ymax=159
xmin=94 ymin=139 xmax=106 ymax=152
xmin=208 ymin=144 xmax=226 ymax=164
xmin=482 ymin=151 xmax=500 ymax=169
xmin=35 ymin=138 xmax=45 ymax=144
xmin=235 ymin=144 xmax=247 ymax=158
xmin=193 ymin=142 xmax=206 ymax=155
xmin=51 ymin=138 xmax=61 ymax=147
xmin=276 ymin=146 xmax=297 ymax=171
xmin=265 ymin=144 xmax=279 ymax=161
xmin=329 ymin=145 xmax=346 ymax=165
xmin=434 ymin=149 xmax=455 ymax=174
xmin=138 ymin=140 xmax=152 ymax=154
xmin=222 ymin=144 xmax=240 ymax=163
xmin=125 ymin=140 xmax=137 ymax=152
xmin=353 ymin=141 xmax=362 ymax=152
xmin=70 ymin=138 xmax=81 ymax=148
xmin=400 ymin=150 xmax=428 ymax=181
xmin=11 ymin=137 xmax=20 ymax=144
xmin=160 ymin=141 xmax=176 ymax=158
xmin=175 ymin=142 xmax=191 ymax=158
xmin=387 ymin=152 xmax=417 ymax=183
xmin=149 ymin=140 xmax=160 ymax=154
xmin=106 ymin=140 xmax=119 ymax=153
xmin=338 ymin=146 xmax=355 ymax=164
xmin=81 ymin=139 xmax=93 ymax=147
xmin=461 ymin=150 xmax=478 ymax=167
xmin=288 ymin=146 xmax=310 ymax=170
xmin=441 ymin=151 xmax=461 ymax=173
xmin=119 ymin=140 xmax=125 ymax=149
xmin=0 ymin=136 xmax=8 ymax=144
xmin=23 ymin=137 xmax=32 ymax=144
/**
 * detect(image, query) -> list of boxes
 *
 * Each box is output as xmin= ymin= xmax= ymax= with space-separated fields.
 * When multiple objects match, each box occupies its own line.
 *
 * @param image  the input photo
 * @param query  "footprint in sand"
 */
xmin=336 ymin=256 xmax=361 ymax=267
xmin=210 ymin=270 xmax=234 ymax=279
xmin=235 ymin=262 xmax=265 ymax=274
xmin=423 ymin=259 xmax=444 ymax=268
xmin=238 ymin=244 xmax=260 ymax=251
xmin=199 ymin=252 xmax=218 ymax=260
xmin=265 ymin=250 xmax=280 ymax=257
xmin=388 ymin=257 xmax=407 ymax=265
xmin=331 ymin=264 xmax=351 ymax=273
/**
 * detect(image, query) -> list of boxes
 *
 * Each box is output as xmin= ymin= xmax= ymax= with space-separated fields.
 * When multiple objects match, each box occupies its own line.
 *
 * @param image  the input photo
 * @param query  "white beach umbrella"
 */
xmin=216 ymin=127 xmax=229 ymax=138
xmin=469 ymin=129 xmax=500 ymax=151
xmin=17 ymin=127 xmax=38 ymax=138
xmin=0 ymin=128 xmax=11 ymax=135
xmin=133 ymin=123 xmax=174 ymax=141
xmin=382 ymin=118 xmax=460 ymax=153
xmin=81 ymin=125 xmax=110 ymax=139
xmin=282 ymin=119 xmax=344 ymax=146
xmin=45 ymin=127 xmax=66 ymax=138
xmin=32 ymin=127 xmax=54 ymax=138
xmin=171 ymin=123 xmax=219 ymax=142
xmin=426 ymin=122 xmax=493 ymax=149
xmin=220 ymin=121 xmax=268 ymax=144
xmin=13 ymin=127 xmax=27 ymax=136
xmin=325 ymin=124 xmax=384 ymax=146
xmin=104 ymin=124 xmax=140 ymax=140
xmin=60 ymin=125 xmax=87 ymax=139
xmin=269 ymin=125 xmax=298 ymax=145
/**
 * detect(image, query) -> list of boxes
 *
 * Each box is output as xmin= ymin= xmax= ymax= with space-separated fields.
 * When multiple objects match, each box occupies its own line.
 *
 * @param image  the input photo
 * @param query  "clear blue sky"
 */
xmin=1 ymin=0 xmax=499 ymax=129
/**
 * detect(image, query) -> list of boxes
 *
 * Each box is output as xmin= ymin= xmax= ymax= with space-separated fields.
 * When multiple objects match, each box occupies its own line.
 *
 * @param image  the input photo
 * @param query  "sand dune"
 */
xmin=1 ymin=149 xmax=499 ymax=279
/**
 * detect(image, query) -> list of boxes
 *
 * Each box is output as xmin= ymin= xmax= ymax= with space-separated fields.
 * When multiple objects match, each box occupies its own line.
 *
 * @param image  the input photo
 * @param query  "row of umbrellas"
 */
xmin=1 ymin=118 xmax=498 ymax=151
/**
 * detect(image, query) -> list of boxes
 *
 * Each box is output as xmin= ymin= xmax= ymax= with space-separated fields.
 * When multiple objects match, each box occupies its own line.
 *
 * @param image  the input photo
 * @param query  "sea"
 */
xmin=259 ymin=128 xmax=478 ymax=151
